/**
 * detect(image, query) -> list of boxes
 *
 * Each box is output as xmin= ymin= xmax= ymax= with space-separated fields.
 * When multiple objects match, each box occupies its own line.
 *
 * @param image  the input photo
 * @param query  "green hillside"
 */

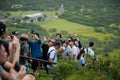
xmin=1 ymin=0 xmax=120 ymax=27
xmin=38 ymin=18 xmax=115 ymax=41
xmin=0 ymin=0 xmax=120 ymax=79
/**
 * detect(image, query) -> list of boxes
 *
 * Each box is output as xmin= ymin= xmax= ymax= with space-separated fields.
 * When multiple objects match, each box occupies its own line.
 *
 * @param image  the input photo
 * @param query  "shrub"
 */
xmin=49 ymin=28 xmax=57 ymax=33
xmin=50 ymin=57 xmax=78 ymax=80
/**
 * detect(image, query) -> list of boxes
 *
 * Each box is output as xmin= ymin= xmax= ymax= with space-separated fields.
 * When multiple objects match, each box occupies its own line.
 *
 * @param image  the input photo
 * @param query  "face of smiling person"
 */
xmin=0 ymin=45 xmax=7 ymax=64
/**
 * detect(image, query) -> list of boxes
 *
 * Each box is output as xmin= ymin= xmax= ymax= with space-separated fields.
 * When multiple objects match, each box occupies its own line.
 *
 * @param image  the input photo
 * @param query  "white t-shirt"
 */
xmin=71 ymin=46 xmax=78 ymax=61
xmin=76 ymin=47 xmax=80 ymax=54
xmin=48 ymin=47 xmax=57 ymax=63
xmin=47 ymin=47 xmax=57 ymax=69
xmin=85 ymin=47 xmax=94 ymax=57
xmin=80 ymin=55 xmax=85 ymax=65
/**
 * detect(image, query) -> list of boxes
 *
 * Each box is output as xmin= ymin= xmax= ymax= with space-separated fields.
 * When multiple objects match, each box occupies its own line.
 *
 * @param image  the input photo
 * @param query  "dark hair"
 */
xmin=73 ymin=39 xmax=78 ymax=42
xmin=62 ymin=40 xmax=68 ymax=45
xmin=54 ymin=41 xmax=61 ymax=47
xmin=56 ymin=33 xmax=62 ymax=38
xmin=34 ymin=33 xmax=39 ymax=38
xmin=68 ymin=39 xmax=74 ymax=43
xmin=0 ymin=21 xmax=6 ymax=36
xmin=20 ymin=37 xmax=28 ymax=41
xmin=6 ymin=34 xmax=13 ymax=39
xmin=0 ymin=41 xmax=9 ymax=56
xmin=77 ymin=49 xmax=85 ymax=60
xmin=67 ymin=36 xmax=73 ymax=40
xmin=89 ymin=42 xmax=94 ymax=47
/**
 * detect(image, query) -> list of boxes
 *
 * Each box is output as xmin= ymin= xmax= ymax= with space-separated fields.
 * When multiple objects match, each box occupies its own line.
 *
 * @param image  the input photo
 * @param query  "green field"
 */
xmin=36 ymin=18 xmax=115 ymax=41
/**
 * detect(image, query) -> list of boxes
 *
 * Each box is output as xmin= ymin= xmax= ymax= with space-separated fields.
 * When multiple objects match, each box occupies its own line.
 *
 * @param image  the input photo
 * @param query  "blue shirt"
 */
xmin=0 ymin=65 xmax=3 ymax=72
xmin=28 ymin=39 xmax=42 ymax=58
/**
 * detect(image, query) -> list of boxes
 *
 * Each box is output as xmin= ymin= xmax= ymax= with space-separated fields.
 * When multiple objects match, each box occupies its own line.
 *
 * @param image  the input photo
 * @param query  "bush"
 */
xmin=49 ymin=28 xmax=57 ymax=33
xmin=48 ymin=54 xmax=120 ymax=80
xmin=50 ymin=57 xmax=78 ymax=80
xmin=94 ymin=27 xmax=104 ymax=33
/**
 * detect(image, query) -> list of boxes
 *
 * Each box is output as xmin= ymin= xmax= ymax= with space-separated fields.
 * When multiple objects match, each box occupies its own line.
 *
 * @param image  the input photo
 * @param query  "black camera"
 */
xmin=14 ymin=62 xmax=21 ymax=72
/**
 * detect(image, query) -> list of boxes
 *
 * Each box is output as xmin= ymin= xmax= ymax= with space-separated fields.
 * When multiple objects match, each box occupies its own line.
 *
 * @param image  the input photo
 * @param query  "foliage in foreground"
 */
xmin=46 ymin=55 xmax=120 ymax=80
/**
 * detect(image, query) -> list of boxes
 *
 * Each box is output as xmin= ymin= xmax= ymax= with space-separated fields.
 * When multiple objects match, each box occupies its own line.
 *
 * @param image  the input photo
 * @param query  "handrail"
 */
xmin=20 ymin=55 xmax=57 ymax=64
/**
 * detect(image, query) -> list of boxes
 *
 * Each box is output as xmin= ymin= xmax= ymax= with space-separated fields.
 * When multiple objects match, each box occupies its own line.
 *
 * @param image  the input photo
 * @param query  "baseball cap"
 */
xmin=12 ymin=31 xmax=19 ymax=35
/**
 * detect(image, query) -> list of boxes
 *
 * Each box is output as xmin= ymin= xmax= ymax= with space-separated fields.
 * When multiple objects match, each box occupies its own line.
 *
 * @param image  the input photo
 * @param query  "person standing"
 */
xmin=19 ymin=34 xmax=30 ymax=73
xmin=28 ymin=33 xmax=42 ymax=76
xmin=47 ymin=41 xmax=61 ymax=69
xmin=62 ymin=41 xmax=72 ymax=57
xmin=77 ymin=49 xmax=85 ymax=67
xmin=85 ymin=42 xmax=95 ymax=57
xmin=69 ymin=40 xmax=78 ymax=61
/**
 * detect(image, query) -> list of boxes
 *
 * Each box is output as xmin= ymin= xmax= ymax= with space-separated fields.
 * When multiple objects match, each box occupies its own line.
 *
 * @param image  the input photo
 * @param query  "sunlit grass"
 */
xmin=36 ymin=18 xmax=115 ymax=41
xmin=109 ymin=49 xmax=120 ymax=57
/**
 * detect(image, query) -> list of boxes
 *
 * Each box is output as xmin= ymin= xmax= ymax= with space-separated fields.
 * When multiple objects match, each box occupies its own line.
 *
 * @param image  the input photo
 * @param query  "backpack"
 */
xmin=46 ymin=49 xmax=55 ymax=61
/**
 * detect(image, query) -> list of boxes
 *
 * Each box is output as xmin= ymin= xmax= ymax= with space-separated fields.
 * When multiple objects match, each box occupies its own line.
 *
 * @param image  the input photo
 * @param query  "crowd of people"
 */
xmin=0 ymin=21 xmax=95 ymax=80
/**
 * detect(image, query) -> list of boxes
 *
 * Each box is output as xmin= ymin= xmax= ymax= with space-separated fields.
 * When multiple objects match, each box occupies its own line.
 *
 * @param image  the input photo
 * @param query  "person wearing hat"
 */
xmin=19 ymin=34 xmax=30 ymax=73
xmin=11 ymin=31 xmax=19 ymax=39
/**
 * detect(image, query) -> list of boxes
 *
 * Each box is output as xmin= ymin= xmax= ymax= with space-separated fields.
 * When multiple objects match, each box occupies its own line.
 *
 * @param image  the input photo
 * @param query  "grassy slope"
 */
xmin=36 ymin=18 xmax=115 ymax=41
xmin=3 ymin=11 xmax=118 ymax=41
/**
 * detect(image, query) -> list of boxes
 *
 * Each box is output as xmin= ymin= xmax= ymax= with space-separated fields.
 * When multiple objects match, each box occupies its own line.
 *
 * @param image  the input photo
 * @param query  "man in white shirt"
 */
xmin=69 ymin=40 xmax=78 ymax=61
xmin=47 ymin=41 xmax=61 ymax=69
xmin=85 ymin=42 xmax=95 ymax=57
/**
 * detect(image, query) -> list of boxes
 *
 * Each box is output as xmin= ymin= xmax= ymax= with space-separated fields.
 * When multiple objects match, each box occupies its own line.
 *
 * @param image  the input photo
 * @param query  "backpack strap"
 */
xmin=28 ymin=44 xmax=31 ymax=57
xmin=86 ymin=48 xmax=89 ymax=54
xmin=47 ymin=49 xmax=56 ymax=61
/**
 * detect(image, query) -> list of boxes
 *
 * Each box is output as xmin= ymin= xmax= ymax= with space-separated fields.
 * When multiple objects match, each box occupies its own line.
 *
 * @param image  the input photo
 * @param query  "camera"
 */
xmin=14 ymin=62 xmax=21 ymax=72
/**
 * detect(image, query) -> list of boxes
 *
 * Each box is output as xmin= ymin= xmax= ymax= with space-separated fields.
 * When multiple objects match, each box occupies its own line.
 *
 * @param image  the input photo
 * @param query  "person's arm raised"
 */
xmin=10 ymin=36 xmax=20 ymax=67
